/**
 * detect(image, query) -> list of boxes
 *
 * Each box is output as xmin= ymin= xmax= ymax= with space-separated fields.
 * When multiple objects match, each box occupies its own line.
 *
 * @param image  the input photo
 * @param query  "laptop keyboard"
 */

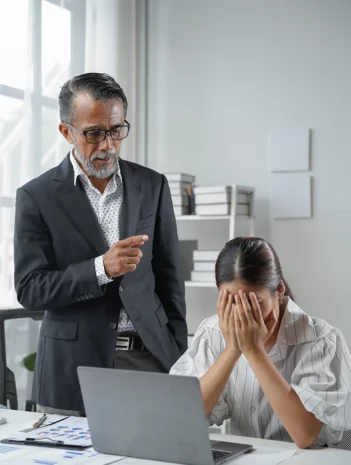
xmin=212 ymin=449 xmax=231 ymax=463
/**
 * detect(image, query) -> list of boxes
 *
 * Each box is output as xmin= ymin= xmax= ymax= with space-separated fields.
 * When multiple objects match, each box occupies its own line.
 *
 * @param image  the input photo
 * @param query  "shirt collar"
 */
xmin=241 ymin=298 xmax=317 ymax=364
xmin=277 ymin=298 xmax=317 ymax=346
xmin=69 ymin=150 xmax=122 ymax=189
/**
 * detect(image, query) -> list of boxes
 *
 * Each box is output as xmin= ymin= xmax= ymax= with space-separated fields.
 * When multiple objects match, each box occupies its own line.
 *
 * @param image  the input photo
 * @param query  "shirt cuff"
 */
xmin=94 ymin=255 xmax=113 ymax=286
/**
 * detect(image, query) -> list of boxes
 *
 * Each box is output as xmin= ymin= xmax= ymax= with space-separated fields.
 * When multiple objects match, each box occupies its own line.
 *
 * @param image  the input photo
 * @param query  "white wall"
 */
xmin=147 ymin=0 xmax=351 ymax=345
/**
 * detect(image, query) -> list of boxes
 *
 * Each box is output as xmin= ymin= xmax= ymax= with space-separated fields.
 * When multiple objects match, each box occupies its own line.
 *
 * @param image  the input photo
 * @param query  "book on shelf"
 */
xmin=236 ymin=203 xmax=250 ymax=215
xmin=191 ymin=271 xmax=216 ymax=282
xmin=168 ymin=180 xmax=193 ymax=189
xmin=174 ymin=205 xmax=189 ymax=216
xmin=195 ymin=203 xmax=230 ymax=215
xmin=172 ymin=194 xmax=189 ymax=207
xmin=195 ymin=192 xmax=231 ymax=205
xmin=193 ymin=250 xmax=220 ymax=262
xmin=195 ymin=192 xmax=249 ymax=205
xmin=236 ymin=193 xmax=249 ymax=204
xmin=193 ymin=261 xmax=216 ymax=272
xmin=194 ymin=185 xmax=231 ymax=195
xmin=164 ymin=173 xmax=195 ymax=184
xmin=194 ymin=186 xmax=249 ymax=204
xmin=195 ymin=203 xmax=250 ymax=216
xmin=170 ymin=186 xmax=189 ymax=196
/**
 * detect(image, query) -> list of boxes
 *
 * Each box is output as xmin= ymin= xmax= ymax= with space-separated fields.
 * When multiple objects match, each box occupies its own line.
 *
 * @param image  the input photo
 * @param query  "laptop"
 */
xmin=77 ymin=367 xmax=252 ymax=465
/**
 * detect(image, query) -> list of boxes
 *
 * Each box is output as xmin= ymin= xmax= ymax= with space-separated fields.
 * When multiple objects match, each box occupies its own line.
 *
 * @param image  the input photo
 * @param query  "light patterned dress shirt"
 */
xmin=69 ymin=151 xmax=135 ymax=333
xmin=171 ymin=298 xmax=351 ymax=446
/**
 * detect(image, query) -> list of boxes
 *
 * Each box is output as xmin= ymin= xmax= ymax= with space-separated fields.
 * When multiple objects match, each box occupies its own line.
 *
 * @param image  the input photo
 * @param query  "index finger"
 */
xmin=217 ymin=289 xmax=226 ymax=315
xmin=118 ymin=235 xmax=149 ymax=248
xmin=217 ymin=289 xmax=228 ymax=321
xmin=239 ymin=291 xmax=254 ymax=324
xmin=216 ymin=290 xmax=223 ymax=313
xmin=249 ymin=292 xmax=264 ymax=325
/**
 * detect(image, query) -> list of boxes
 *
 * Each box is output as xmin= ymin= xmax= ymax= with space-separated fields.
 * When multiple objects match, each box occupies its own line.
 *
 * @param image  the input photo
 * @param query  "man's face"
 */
xmin=59 ymin=94 xmax=125 ymax=179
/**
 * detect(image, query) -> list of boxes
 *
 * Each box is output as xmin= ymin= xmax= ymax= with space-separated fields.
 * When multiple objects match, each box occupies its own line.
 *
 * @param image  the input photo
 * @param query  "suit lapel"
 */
xmin=119 ymin=158 xmax=142 ymax=239
xmin=52 ymin=154 xmax=108 ymax=256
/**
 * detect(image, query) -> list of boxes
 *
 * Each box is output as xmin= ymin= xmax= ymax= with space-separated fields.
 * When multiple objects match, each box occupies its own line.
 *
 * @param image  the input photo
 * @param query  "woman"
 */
xmin=171 ymin=237 xmax=351 ymax=448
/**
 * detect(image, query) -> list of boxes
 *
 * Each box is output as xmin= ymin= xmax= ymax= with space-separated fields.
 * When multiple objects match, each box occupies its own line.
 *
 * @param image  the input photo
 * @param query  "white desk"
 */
xmin=0 ymin=410 xmax=350 ymax=465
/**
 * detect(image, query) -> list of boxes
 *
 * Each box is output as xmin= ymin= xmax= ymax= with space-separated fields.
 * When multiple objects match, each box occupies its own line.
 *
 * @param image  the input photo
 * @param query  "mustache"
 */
xmin=91 ymin=152 xmax=118 ymax=161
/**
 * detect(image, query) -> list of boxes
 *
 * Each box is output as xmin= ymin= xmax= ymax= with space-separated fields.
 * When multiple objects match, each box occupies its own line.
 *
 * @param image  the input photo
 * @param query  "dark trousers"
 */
xmin=113 ymin=348 xmax=165 ymax=372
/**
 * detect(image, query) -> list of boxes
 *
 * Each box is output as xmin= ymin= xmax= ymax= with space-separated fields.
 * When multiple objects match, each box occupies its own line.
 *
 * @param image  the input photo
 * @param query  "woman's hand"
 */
xmin=234 ymin=290 xmax=277 ymax=356
xmin=217 ymin=290 xmax=241 ymax=358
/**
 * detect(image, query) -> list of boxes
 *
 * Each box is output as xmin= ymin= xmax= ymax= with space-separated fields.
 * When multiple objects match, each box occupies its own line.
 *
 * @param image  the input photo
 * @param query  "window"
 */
xmin=0 ymin=0 xmax=86 ymax=307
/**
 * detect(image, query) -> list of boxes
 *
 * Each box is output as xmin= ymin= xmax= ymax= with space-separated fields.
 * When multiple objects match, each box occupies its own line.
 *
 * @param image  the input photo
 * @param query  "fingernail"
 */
xmin=141 ymin=235 xmax=148 ymax=241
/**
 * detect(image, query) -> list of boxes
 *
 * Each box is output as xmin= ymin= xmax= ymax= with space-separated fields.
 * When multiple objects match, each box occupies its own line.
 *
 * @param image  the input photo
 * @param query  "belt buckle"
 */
xmin=116 ymin=336 xmax=132 ymax=351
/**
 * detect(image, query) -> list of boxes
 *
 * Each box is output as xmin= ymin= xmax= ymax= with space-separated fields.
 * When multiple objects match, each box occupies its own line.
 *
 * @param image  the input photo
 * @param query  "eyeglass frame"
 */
xmin=62 ymin=120 xmax=131 ymax=144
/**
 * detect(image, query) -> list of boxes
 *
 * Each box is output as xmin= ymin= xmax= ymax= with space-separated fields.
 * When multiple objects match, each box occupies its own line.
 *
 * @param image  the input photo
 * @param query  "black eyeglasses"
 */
xmin=63 ymin=121 xmax=130 ymax=144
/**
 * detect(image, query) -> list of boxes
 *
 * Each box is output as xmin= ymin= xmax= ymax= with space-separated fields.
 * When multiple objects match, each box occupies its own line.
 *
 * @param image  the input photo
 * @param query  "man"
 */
xmin=14 ymin=73 xmax=187 ymax=415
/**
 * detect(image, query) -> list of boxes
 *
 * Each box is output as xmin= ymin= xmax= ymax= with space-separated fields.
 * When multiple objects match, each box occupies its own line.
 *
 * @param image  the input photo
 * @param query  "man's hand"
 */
xmin=103 ymin=235 xmax=148 ymax=278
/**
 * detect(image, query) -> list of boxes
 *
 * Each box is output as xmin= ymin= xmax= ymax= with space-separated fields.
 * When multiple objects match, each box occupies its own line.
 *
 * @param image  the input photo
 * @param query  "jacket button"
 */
xmin=88 ymin=293 xmax=93 ymax=298
xmin=76 ymin=297 xmax=81 ymax=302
xmin=109 ymin=322 xmax=117 ymax=330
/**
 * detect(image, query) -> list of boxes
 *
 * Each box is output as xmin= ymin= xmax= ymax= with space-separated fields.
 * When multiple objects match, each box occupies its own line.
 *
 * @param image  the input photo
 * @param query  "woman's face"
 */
xmin=219 ymin=279 xmax=281 ymax=323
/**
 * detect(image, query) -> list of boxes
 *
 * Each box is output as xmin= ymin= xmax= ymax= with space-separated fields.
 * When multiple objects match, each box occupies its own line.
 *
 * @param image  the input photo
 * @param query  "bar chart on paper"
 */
xmin=6 ymin=418 xmax=92 ymax=447
xmin=35 ymin=424 xmax=91 ymax=445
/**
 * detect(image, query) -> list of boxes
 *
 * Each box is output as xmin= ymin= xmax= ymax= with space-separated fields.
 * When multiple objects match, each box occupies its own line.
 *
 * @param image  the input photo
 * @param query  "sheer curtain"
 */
xmin=0 ymin=0 xmax=86 ymax=410
xmin=0 ymin=0 xmax=146 ymax=409
xmin=0 ymin=0 xmax=146 ymax=307
xmin=0 ymin=0 xmax=86 ymax=308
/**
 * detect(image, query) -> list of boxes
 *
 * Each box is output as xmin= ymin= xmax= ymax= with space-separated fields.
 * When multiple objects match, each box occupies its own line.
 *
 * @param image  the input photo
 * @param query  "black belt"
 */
xmin=116 ymin=335 xmax=145 ymax=351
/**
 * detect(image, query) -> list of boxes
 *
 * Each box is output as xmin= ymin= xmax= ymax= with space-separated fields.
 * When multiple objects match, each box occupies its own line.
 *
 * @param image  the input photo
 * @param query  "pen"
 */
xmin=33 ymin=413 xmax=47 ymax=429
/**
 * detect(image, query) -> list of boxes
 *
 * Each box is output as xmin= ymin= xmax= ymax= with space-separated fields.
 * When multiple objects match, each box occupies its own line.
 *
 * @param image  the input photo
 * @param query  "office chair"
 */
xmin=0 ymin=308 xmax=44 ymax=411
xmin=327 ymin=430 xmax=351 ymax=451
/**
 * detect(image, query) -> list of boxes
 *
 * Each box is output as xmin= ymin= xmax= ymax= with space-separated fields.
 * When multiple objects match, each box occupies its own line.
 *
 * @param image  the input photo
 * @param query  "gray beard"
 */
xmin=74 ymin=148 xmax=119 ymax=179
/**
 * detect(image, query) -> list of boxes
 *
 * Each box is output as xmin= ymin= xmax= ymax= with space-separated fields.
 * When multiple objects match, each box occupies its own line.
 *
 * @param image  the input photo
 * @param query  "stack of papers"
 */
xmin=5 ymin=417 xmax=92 ymax=448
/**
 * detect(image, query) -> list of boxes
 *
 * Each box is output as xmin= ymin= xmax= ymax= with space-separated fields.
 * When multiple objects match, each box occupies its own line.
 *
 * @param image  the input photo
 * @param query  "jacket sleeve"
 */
xmin=14 ymin=187 xmax=104 ymax=310
xmin=152 ymin=175 xmax=188 ymax=355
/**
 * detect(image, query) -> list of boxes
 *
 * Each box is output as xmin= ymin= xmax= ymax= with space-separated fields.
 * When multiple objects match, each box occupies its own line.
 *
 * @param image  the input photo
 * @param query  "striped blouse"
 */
xmin=170 ymin=298 xmax=351 ymax=446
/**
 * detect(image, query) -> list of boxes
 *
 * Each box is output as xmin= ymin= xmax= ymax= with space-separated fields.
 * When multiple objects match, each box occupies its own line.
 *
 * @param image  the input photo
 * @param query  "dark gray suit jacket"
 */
xmin=14 ymin=154 xmax=187 ymax=412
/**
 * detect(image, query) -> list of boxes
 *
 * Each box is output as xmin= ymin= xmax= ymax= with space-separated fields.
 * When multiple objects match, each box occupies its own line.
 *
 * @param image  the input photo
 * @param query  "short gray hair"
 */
xmin=59 ymin=72 xmax=128 ymax=123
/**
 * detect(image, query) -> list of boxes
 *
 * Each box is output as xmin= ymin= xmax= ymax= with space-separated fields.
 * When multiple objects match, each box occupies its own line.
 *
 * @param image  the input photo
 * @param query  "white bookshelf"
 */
xmin=176 ymin=185 xmax=255 ymax=240
xmin=176 ymin=184 xmax=255 ymax=331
